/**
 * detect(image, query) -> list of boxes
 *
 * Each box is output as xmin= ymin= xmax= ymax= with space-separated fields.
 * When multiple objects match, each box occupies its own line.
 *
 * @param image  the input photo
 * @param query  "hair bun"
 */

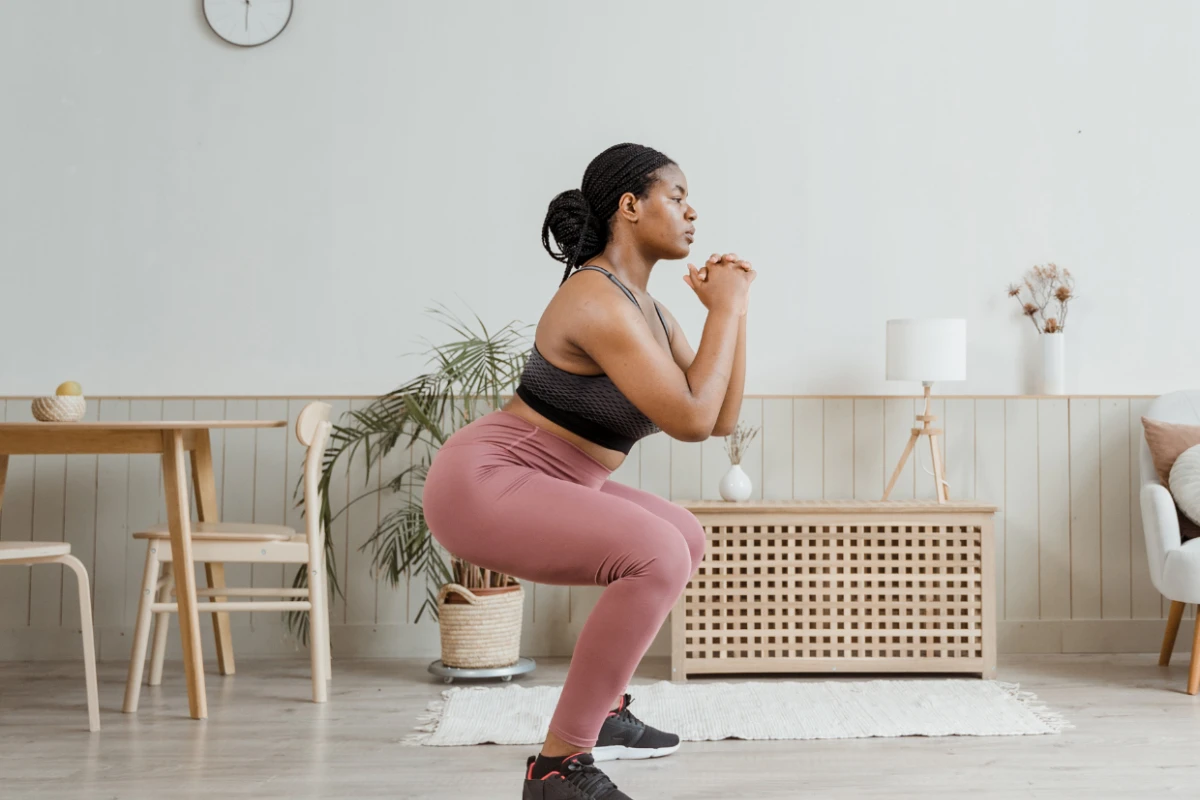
xmin=541 ymin=188 xmax=603 ymax=272
xmin=552 ymin=188 xmax=590 ymax=217
xmin=567 ymin=188 xmax=591 ymax=212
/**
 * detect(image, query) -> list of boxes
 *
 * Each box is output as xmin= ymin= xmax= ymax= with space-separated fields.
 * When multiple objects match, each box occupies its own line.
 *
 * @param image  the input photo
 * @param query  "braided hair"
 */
xmin=541 ymin=143 xmax=676 ymax=285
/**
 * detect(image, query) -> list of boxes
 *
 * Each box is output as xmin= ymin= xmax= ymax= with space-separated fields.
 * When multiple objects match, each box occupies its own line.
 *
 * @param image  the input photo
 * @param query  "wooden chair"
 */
xmin=123 ymin=402 xmax=333 ymax=712
xmin=0 ymin=542 xmax=99 ymax=731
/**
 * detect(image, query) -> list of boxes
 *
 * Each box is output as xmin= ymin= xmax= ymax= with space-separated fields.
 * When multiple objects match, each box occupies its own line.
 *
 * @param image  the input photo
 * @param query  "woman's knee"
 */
xmin=626 ymin=513 xmax=704 ymax=587
xmin=679 ymin=512 xmax=706 ymax=574
xmin=647 ymin=528 xmax=697 ymax=592
xmin=653 ymin=504 xmax=706 ymax=574
xmin=611 ymin=522 xmax=694 ymax=592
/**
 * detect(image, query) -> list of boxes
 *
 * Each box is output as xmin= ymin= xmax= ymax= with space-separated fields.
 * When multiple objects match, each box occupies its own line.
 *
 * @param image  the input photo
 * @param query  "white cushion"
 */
xmin=1169 ymin=445 xmax=1200 ymax=528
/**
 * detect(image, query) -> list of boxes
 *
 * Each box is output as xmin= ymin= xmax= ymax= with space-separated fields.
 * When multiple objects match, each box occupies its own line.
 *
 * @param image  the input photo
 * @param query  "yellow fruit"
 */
xmin=55 ymin=381 xmax=83 ymax=397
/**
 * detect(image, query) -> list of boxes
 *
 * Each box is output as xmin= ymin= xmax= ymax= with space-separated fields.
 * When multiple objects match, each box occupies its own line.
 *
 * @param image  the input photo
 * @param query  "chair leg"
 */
xmin=1161 ymin=600 xmax=1185 ymax=666
xmin=324 ymin=586 xmax=333 ymax=681
xmin=316 ymin=565 xmax=332 ymax=681
xmin=57 ymin=555 xmax=100 ymax=732
xmin=1189 ymin=613 xmax=1200 ymax=696
xmin=123 ymin=544 xmax=161 ymax=713
xmin=206 ymin=562 xmax=236 ymax=676
xmin=308 ymin=560 xmax=329 ymax=702
xmin=325 ymin=611 xmax=333 ymax=681
xmin=148 ymin=564 xmax=175 ymax=687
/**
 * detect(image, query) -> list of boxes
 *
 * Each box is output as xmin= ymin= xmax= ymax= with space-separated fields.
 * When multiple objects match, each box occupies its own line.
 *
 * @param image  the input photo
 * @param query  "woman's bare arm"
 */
xmin=560 ymin=266 xmax=746 ymax=441
xmin=657 ymin=303 xmax=746 ymax=437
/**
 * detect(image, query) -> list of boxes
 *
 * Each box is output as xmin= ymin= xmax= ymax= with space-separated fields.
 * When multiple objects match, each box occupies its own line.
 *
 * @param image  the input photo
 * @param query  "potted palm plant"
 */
xmin=288 ymin=307 xmax=530 ymax=670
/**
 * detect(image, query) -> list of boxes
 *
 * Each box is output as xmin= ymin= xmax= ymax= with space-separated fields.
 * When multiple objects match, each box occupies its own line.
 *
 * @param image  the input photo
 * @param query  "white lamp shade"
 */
xmin=886 ymin=319 xmax=967 ymax=383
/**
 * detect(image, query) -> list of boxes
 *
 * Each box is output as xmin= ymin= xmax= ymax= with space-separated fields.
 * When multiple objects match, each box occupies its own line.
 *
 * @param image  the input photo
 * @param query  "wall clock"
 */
xmin=203 ymin=0 xmax=293 ymax=47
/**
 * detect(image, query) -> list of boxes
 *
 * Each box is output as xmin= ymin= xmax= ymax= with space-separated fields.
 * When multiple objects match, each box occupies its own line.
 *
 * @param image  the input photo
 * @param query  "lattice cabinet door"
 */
xmin=670 ymin=501 xmax=997 ymax=681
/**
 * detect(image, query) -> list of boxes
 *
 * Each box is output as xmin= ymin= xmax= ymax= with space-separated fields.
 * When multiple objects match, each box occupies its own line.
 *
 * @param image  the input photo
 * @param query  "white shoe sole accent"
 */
xmin=590 ymin=742 xmax=681 ymax=762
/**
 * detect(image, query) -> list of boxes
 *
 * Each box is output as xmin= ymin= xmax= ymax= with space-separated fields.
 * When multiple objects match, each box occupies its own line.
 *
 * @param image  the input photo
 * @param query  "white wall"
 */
xmin=2 ymin=0 xmax=1198 ymax=397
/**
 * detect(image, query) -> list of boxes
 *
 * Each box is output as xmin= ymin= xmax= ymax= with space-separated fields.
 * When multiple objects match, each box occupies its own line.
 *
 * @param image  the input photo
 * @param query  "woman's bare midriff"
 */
xmin=501 ymin=395 xmax=627 ymax=472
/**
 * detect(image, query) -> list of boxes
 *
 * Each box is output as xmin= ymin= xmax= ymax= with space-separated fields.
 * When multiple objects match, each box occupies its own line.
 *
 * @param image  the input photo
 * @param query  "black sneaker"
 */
xmin=592 ymin=693 xmax=681 ymax=762
xmin=522 ymin=752 xmax=632 ymax=799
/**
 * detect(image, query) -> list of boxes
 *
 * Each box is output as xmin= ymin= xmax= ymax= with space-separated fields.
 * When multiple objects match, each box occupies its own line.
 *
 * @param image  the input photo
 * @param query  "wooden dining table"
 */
xmin=0 ymin=418 xmax=287 ymax=720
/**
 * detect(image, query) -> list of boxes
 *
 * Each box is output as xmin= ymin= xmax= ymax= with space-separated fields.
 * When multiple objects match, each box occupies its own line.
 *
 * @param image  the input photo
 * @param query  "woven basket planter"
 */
xmin=437 ymin=583 xmax=524 ymax=669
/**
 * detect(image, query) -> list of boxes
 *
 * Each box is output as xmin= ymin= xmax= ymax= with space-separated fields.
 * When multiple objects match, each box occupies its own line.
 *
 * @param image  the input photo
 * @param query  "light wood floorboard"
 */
xmin=3 ymin=655 xmax=1200 ymax=798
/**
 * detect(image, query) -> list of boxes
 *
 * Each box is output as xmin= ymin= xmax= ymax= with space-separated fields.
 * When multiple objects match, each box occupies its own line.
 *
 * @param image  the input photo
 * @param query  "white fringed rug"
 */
xmin=404 ymin=679 xmax=1069 ymax=747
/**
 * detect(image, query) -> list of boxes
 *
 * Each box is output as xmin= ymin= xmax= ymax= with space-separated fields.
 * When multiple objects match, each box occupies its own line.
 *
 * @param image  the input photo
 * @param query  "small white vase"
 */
xmin=719 ymin=464 xmax=753 ymax=502
xmin=1041 ymin=333 xmax=1065 ymax=395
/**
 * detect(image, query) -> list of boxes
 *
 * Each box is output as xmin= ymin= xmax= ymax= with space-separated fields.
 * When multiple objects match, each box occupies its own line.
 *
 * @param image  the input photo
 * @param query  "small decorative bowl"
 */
xmin=32 ymin=395 xmax=87 ymax=422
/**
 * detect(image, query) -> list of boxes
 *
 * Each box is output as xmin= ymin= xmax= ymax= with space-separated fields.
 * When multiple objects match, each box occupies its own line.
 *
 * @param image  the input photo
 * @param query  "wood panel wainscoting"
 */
xmin=0 ymin=394 xmax=1182 ymax=662
xmin=672 ymin=501 xmax=997 ymax=681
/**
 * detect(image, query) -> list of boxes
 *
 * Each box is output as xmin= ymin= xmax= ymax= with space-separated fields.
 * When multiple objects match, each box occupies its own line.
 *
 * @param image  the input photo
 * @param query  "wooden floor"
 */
xmin=3 ymin=654 xmax=1200 ymax=798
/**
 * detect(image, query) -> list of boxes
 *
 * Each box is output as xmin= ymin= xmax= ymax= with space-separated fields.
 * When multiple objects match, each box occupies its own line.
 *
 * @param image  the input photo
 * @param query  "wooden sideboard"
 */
xmin=671 ymin=501 xmax=998 ymax=681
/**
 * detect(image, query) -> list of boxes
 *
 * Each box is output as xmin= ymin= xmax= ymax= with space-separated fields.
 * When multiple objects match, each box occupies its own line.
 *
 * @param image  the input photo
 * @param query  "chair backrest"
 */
xmin=295 ymin=402 xmax=333 ymax=562
xmin=1140 ymin=391 xmax=1200 ymax=487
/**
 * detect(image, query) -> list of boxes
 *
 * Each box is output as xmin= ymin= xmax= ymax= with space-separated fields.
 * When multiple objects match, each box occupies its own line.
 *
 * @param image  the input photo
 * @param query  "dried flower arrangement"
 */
xmin=1007 ymin=263 xmax=1076 ymax=334
xmin=724 ymin=420 xmax=761 ymax=466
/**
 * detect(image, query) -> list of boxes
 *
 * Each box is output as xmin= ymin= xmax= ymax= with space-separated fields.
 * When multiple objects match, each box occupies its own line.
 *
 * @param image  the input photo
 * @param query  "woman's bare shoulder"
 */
xmin=534 ymin=270 xmax=638 ymax=368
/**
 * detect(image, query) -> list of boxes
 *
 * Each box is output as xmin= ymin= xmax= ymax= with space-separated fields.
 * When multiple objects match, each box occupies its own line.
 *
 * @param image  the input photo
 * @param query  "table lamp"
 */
xmin=883 ymin=319 xmax=967 ymax=504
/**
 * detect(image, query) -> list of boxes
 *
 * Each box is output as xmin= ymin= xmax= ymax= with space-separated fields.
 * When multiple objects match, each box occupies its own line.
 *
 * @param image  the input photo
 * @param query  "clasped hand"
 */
xmin=683 ymin=252 xmax=756 ymax=316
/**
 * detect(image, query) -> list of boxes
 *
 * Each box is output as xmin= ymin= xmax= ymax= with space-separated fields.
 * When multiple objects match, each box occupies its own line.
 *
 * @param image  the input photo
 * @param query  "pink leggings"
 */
xmin=423 ymin=411 xmax=705 ymax=748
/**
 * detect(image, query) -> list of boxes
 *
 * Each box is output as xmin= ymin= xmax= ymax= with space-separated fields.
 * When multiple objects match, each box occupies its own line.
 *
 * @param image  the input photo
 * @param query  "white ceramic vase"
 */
xmin=719 ymin=463 xmax=753 ymax=502
xmin=1042 ymin=333 xmax=1065 ymax=395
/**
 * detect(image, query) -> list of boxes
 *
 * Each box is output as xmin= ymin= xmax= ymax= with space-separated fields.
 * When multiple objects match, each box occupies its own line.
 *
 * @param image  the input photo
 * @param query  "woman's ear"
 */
xmin=617 ymin=191 xmax=639 ymax=223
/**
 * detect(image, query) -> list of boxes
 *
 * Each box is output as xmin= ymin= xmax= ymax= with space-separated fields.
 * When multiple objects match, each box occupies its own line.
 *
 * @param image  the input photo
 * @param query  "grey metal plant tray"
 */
xmin=427 ymin=657 xmax=537 ymax=684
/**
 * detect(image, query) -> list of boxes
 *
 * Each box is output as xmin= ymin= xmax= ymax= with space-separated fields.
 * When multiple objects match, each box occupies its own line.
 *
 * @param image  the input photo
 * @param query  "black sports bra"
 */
xmin=515 ymin=266 xmax=667 ymax=454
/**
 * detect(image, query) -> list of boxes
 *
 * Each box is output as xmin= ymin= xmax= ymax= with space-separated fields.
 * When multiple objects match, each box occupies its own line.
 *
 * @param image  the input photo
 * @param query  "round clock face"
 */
xmin=203 ymin=0 xmax=293 ymax=47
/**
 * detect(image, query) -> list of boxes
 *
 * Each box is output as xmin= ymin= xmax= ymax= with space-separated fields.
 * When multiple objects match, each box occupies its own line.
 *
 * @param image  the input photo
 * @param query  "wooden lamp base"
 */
xmin=882 ymin=384 xmax=949 ymax=503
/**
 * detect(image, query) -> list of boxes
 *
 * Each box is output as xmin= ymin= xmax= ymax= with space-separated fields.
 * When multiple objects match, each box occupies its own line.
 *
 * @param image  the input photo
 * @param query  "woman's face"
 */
xmin=624 ymin=164 xmax=697 ymax=261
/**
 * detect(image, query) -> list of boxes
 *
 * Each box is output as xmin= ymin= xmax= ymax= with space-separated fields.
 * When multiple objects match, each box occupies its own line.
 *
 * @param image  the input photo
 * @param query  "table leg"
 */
xmin=0 ymin=454 xmax=8 ymax=514
xmin=162 ymin=430 xmax=207 ymax=720
xmin=191 ymin=433 xmax=235 ymax=676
